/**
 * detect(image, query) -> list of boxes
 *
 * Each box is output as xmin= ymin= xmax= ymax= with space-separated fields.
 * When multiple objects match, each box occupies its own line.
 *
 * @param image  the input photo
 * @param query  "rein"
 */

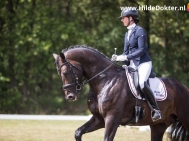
xmin=80 ymin=63 xmax=114 ymax=86
xmin=55 ymin=56 xmax=114 ymax=92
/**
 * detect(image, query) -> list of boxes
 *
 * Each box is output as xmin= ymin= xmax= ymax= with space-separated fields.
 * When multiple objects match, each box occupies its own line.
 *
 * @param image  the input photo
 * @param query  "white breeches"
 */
xmin=138 ymin=61 xmax=152 ymax=89
xmin=129 ymin=60 xmax=152 ymax=89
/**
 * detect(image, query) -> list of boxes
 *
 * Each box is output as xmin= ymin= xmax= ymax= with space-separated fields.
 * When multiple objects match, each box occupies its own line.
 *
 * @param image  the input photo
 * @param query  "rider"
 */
xmin=111 ymin=8 xmax=162 ymax=121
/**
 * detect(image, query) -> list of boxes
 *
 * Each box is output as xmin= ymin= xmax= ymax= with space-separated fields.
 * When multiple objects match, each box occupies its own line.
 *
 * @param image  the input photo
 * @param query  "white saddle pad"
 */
xmin=125 ymin=66 xmax=167 ymax=101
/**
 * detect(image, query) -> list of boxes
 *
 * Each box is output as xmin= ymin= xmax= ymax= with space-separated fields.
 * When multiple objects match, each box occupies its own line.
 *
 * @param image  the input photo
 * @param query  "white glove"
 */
xmin=111 ymin=54 xmax=127 ymax=61
xmin=111 ymin=54 xmax=117 ymax=61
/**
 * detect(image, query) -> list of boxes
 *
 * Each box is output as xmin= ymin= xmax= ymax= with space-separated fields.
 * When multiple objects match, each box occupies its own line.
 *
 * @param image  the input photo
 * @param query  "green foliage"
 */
xmin=0 ymin=0 xmax=189 ymax=114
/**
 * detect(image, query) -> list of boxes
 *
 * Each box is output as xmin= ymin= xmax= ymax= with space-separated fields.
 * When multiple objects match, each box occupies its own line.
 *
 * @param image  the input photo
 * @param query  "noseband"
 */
xmin=55 ymin=56 xmax=82 ymax=92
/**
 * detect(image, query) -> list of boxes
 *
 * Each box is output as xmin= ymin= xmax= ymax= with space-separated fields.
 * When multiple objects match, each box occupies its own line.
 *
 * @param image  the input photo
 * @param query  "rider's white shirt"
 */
xmin=127 ymin=23 xmax=136 ymax=41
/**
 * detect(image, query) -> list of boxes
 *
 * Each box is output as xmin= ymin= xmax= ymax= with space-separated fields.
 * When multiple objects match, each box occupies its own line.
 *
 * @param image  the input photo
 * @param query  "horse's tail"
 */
xmin=169 ymin=121 xmax=188 ymax=141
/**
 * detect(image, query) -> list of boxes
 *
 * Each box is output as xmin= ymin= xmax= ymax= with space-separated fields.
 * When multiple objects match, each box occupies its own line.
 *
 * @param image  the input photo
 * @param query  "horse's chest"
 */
xmin=97 ymin=95 xmax=113 ymax=115
xmin=87 ymin=88 xmax=113 ymax=115
xmin=87 ymin=96 xmax=111 ymax=116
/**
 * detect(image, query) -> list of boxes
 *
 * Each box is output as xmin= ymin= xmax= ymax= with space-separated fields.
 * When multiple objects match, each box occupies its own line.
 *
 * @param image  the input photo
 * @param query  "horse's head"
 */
xmin=53 ymin=52 xmax=83 ymax=101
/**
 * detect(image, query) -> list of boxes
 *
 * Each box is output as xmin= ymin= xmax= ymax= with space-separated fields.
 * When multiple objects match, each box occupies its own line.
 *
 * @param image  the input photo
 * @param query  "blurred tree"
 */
xmin=0 ymin=0 xmax=188 ymax=114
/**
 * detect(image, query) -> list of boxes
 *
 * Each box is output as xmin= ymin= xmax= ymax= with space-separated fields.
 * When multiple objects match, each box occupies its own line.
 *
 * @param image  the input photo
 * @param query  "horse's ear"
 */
xmin=53 ymin=53 xmax=58 ymax=60
xmin=60 ymin=52 xmax=65 ymax=61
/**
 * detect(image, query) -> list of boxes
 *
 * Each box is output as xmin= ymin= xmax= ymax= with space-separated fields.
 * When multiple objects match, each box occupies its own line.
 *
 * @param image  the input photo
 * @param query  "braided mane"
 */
xmin=61 ymin=45 xmax=122 ymax=68
xmin=61 ymin=45 xmax=111 ymax=61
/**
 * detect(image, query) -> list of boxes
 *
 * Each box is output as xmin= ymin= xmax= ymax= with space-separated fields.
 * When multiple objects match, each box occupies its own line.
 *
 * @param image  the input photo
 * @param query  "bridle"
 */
xmin=55 ymin=56 xmax=82 ymax=92
xmin=55 ymin=55 xmax=114 ymax=92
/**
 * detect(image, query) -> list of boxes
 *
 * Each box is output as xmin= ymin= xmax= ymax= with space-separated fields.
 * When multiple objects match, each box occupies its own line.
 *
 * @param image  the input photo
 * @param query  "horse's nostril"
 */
xmin=67 ymin=94 xmax=75 ymax=100
xmin=68 ymin=95 xmax=73 ymax=99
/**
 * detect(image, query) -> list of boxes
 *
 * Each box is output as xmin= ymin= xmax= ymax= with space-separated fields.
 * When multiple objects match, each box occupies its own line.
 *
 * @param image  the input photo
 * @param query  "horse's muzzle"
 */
xmin=66 ymin=92 xmax=77 ymax=101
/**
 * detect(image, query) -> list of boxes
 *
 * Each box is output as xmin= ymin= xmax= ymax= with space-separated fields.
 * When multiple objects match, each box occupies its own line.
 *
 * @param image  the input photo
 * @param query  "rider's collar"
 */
xmin=127 ymin=23 xmax=136 ymax=30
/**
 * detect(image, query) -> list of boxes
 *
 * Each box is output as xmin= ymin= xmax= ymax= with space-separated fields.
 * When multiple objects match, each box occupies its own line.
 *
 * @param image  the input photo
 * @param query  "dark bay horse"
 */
xmin=53 ymin=45 xmax=189 ymax=141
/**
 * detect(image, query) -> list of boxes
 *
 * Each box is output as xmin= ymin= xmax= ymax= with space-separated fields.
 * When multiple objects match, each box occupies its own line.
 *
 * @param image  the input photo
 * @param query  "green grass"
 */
xmin=0 ymin=120 xmax=168 ymax=141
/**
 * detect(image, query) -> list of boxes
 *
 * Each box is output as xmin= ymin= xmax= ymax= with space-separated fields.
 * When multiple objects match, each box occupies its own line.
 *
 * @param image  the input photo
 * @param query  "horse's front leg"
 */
xmin=150 ymin=123 xmax=167 ymax=141
xmin=104 ymin=115 xmax=121 ymax=141
xmin=75 ymin=115 xmax=105 ymax=141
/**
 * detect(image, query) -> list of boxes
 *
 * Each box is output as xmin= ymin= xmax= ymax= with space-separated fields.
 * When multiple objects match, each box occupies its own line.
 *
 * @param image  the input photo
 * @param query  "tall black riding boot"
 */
xmin=142 ymin=81 xmax=162 ymax=121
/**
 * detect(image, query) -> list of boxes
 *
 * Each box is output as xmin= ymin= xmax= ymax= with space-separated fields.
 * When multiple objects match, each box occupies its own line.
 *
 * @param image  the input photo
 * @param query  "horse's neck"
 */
xmin=67 ymin=48 xmax=127 ymax=93
xmin=70 ymin=50 xmax=110 ymax=79
xmin=82 ymin=60 xmax=111 ymax=80
xmin=82 ymin=60 xmax=122 ymax=90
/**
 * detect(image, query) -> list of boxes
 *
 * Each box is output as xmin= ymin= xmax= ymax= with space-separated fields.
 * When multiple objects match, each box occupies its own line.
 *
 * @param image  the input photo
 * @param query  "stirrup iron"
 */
xmin=151 ymin=109 xmax=162 ymax=122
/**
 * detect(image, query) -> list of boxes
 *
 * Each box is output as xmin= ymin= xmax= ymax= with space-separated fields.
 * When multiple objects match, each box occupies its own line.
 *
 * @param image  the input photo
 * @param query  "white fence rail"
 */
xmin=0 ymin=114 xmax=172 ymax=132
xmin=0 ymin=114 xmax=92 ymax=121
